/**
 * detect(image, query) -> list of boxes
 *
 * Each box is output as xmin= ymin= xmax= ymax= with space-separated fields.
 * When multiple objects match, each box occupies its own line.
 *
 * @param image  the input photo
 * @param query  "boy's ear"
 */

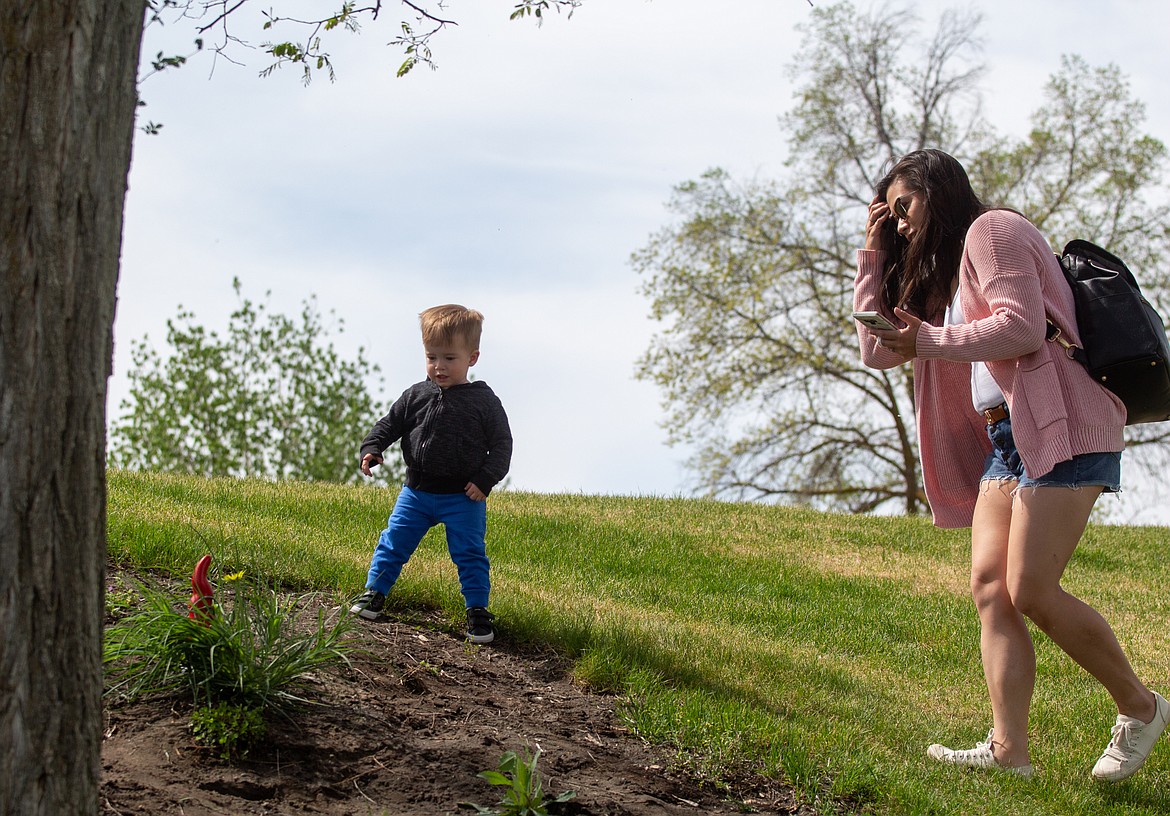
xmin=469 ymin=350 xmax=480 ymax=366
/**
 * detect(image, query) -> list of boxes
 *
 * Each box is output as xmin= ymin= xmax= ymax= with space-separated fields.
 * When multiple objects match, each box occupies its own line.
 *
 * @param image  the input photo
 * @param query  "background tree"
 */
xmin=635 ymin=1 xmax=1170 ymax=515
xmin=108 ymin=280 xmax=404 ymax=485
xmin=0 ymin=3 xmax=568 ymax=813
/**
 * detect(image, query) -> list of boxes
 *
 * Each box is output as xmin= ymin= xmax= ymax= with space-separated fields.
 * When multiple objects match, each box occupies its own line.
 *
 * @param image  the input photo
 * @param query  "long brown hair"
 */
xmin=875 ymin=150 xmax=987 ymax=320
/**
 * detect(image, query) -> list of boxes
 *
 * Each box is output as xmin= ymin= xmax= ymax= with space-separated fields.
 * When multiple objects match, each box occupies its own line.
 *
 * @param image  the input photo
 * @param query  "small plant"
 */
xmin=104 ymin=575 xmax=139 ymax=622
xmin=104 ymin=568 xmax=355 ymax=721
xmin=461 ymin=747 xmax=575 ymax=816
xmin=191 ymin=701 xmax=268 ymax=760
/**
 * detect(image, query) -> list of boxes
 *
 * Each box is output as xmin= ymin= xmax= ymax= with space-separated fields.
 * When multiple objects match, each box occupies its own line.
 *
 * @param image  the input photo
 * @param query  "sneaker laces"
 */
xmin=929 ymin=730 xmax=1032 ymax=777
xmin=948 ymin=735 xmax=995 ymax=765
xmin=1101 ymin=717 xmax=1142 ymax=762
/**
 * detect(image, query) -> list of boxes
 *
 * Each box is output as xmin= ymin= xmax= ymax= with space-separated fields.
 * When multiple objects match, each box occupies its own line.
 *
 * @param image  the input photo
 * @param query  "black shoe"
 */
xmin=466 ymin=607 xmax=495 ymax=644
xmin=349 ymin=589 xmax=385 ymax=620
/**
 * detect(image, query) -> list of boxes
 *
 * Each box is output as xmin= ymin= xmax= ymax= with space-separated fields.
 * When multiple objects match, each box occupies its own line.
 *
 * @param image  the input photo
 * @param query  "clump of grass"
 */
xmin=103 ymin=569 xmax=355 ymax=721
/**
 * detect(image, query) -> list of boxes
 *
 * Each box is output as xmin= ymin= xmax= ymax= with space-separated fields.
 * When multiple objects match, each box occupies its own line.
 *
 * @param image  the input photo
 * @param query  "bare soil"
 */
xmin=100 ymin=576 xmax=810 ymax=816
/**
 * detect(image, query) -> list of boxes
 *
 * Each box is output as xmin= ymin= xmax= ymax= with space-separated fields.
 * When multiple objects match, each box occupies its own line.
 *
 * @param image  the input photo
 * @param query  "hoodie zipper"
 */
xmin=417 ymin=383 xmax=445 ymax=469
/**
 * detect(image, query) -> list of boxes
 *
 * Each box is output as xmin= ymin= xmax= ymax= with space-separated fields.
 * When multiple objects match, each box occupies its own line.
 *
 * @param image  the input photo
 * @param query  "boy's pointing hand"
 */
xmin=361 ymin=453 xmax=383 ymax=477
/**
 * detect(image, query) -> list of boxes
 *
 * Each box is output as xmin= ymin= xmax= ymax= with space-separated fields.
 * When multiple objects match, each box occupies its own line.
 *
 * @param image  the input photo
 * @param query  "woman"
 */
xmin=854 ymin=149 xmax=1166 ymax=780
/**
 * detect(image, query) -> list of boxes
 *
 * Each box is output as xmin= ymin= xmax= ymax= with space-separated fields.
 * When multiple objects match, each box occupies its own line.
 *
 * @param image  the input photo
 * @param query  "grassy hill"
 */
xmin=107 ymin=470 xmax=1170 ymax=815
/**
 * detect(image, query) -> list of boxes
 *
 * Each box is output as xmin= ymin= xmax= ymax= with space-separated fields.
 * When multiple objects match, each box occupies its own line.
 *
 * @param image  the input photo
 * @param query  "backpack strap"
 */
xmin=1045 ymin=251 xmax=1082 ymax=363
xmin=1045 ymin=318 xmax=1088 ymax=366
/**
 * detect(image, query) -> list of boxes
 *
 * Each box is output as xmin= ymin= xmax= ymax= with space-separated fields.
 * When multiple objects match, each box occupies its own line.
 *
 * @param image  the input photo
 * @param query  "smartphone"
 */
xmin=852 ymin=311 xmax=896 ymax=331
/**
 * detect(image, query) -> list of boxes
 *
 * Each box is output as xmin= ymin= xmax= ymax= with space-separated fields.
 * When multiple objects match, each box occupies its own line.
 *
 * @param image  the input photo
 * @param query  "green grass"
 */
xmin=104 ymin=572 xmax=355 ymax=716
xmin=106 ymin=469 xmax=1170 ymax=815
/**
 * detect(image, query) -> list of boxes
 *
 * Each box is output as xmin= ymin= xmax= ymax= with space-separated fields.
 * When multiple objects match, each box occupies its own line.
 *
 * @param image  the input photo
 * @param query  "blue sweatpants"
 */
xmin=365 ymin=485 xmax=490 ymax=609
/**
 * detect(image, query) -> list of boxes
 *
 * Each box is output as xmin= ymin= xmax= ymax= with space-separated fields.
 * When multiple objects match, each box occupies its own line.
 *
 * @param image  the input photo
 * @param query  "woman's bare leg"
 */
xmin=970 ymin=479 xmax=1035 ymax=767
xmin=1007 ymin=485 xmax=1155 ymax=722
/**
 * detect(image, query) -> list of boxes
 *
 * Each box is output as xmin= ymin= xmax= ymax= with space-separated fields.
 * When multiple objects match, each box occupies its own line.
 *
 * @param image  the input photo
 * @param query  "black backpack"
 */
xmin=1045 ymin=239 xmax=1170 ymax=425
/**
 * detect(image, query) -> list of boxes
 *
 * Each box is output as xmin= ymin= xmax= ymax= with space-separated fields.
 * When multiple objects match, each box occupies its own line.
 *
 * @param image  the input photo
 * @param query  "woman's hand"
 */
xmin=865 ymin=195 xmax=892 ymax=251
xmin=871 ymin=308 xmax=922 ymax=358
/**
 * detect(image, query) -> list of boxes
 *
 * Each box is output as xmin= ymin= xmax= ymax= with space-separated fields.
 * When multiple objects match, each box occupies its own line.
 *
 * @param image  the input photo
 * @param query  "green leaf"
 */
xmin=477 ymin=770 xmax=511 ymax=786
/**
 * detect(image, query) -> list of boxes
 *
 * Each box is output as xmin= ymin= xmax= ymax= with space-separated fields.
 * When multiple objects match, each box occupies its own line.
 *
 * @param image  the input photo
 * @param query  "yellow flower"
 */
xmin=223 ymin=570 xmax=245 ymax=582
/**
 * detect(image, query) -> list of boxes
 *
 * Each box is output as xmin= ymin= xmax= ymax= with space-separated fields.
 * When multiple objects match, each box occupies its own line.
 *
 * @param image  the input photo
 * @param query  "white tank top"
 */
xmin=944 ymin=287 xmax=1005 ymax=412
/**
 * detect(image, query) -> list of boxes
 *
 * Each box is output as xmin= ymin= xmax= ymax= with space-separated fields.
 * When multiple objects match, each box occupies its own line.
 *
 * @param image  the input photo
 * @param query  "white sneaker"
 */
xmin=1092 ymin=691 xmax=1170 ymax=781
xmin=927 ymin=730 xmax=1034 ymax=778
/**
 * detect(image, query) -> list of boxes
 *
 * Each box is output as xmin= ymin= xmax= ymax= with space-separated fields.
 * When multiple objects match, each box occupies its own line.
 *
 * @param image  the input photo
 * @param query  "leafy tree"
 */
xmin=109 ymin=280 xmax=403 ymax=485
xmin=0 ymin=3 xmax=569 ymax=813
xmin=635 ymin=2 xmax=1170 ymax=515
xmin=144 ymin=0 xmax=581 ymax=88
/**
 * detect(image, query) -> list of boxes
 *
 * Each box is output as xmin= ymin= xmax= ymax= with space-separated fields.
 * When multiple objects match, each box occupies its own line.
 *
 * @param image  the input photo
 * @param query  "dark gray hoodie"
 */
xmin=360 ymin=379 xmax=512 ymax=495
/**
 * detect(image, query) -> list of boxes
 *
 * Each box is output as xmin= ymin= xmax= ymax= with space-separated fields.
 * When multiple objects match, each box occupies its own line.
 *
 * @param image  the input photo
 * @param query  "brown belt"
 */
xmin=982 ymin=403 xmax=1009 ymax=425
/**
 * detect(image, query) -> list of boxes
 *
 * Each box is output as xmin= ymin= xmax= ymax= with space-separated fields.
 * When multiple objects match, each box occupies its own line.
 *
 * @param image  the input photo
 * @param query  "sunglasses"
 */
xmin=891 ymin=196 xmax=911 ymax=221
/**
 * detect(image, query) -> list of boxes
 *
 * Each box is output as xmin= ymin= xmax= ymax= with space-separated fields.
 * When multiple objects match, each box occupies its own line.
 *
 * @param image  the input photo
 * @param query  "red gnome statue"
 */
xmin=189 ymin=554 xmax=214 ymax=624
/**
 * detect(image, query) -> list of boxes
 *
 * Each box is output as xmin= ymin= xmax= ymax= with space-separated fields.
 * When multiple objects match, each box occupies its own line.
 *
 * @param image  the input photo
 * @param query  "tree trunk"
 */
xmin=0 ymin=2 xmax=143 ymax=813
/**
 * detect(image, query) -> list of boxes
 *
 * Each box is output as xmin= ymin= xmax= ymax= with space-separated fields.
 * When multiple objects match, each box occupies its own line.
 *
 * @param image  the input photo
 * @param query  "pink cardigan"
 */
xmin=854 ymin=209 xmax=1125 ymax=528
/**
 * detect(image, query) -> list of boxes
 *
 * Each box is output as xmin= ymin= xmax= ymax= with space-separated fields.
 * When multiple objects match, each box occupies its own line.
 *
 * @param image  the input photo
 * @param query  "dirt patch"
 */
xmin=100 ymin=581 xmax=809 ymax=816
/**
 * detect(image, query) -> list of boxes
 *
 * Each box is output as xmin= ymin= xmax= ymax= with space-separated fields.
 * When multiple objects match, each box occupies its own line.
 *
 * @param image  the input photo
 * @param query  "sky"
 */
xmin=116 ymin=0 xmax=1170 ymax=525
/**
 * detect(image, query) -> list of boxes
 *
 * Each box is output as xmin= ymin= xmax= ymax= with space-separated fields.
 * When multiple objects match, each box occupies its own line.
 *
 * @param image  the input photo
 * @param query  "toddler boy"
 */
xmin=350 ymin=304 xmax=512 ymax=643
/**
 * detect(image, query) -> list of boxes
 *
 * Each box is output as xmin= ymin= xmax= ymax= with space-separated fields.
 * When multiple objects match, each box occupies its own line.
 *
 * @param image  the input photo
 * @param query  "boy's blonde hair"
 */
xmin=419 ymin=304 xmax=484 ymax=350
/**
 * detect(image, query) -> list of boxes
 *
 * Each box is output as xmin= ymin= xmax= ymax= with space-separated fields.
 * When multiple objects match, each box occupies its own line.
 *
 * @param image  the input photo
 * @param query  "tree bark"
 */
xmin=1 ymin=2 xmax=143 ymax=813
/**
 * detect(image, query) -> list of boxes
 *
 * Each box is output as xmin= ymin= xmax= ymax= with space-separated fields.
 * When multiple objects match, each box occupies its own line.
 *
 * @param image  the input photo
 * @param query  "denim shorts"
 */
xmin=981 ymin=416 xmax=1121 ymax=492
